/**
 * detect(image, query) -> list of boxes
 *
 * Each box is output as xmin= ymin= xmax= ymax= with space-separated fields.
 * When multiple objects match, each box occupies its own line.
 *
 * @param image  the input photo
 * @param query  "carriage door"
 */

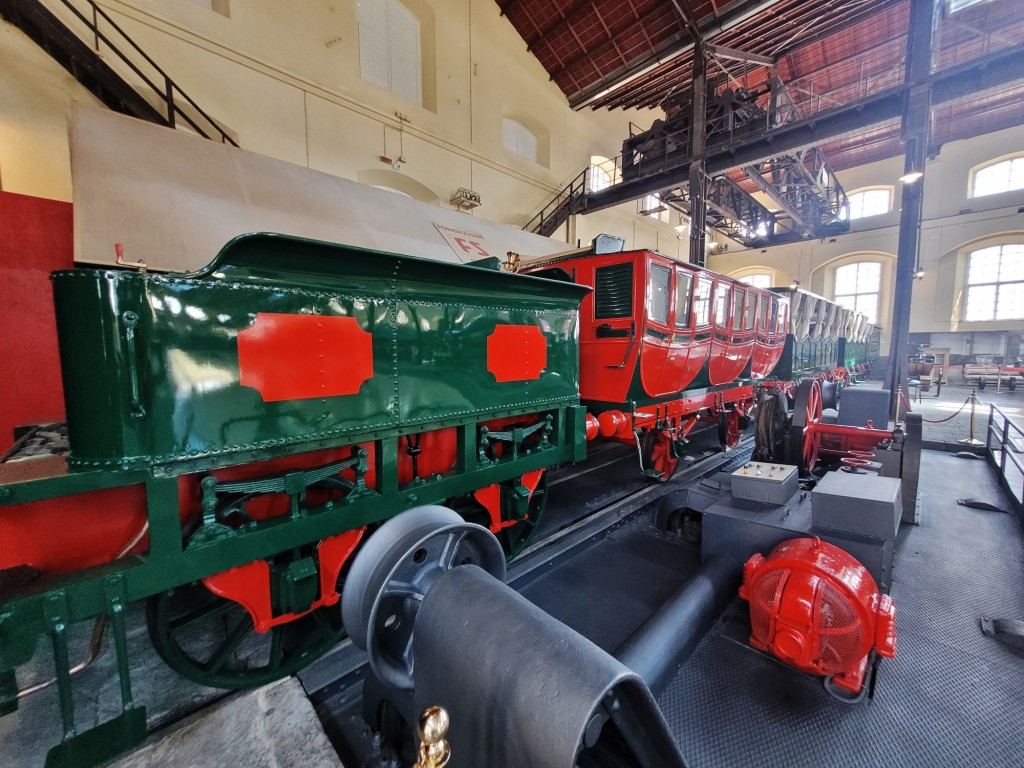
xmin=708 ymin=280 xmax=734 ymax=384
xmin=639 ymin=261 xmax=677 ymax=397
xmin=670 ymin=268 xmax=709 ymax=390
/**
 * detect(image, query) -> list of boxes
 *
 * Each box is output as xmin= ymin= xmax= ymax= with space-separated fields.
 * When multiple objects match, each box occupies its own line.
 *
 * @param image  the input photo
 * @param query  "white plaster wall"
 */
xmin=0 ymin=23 xmax=103 ymax=200
xmin=0 ymin=0 xmax=672 ymax=251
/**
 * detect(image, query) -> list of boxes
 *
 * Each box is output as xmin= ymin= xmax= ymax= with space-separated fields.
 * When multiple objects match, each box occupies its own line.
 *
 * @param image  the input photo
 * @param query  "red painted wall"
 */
xmin=0 ymin=191 xmax=73 ymax=445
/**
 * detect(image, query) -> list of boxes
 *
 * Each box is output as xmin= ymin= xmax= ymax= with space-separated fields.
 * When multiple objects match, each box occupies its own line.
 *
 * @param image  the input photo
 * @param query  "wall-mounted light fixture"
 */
xmin=790 ymin=279 xmax=800 ymax=290
xmin=899 ymin=170 xmax=924 ymax=184
xmin=450 ymin=187 xmax=482 ymax=211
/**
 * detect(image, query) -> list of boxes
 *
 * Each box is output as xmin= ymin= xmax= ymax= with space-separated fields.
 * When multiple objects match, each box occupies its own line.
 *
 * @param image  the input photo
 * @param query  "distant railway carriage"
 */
xmin=770 ymin=287 xmax=878 ymax=388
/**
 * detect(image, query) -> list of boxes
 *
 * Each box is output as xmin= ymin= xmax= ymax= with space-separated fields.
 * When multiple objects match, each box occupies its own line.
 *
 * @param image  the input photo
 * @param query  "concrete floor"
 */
xmin=864 ymin=377 xmax=1024 ymax=507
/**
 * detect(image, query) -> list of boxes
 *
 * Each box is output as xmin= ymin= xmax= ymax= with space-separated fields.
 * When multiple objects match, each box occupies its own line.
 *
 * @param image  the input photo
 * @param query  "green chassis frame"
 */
xmin=0 ymin=403 xmax=586 ymax=768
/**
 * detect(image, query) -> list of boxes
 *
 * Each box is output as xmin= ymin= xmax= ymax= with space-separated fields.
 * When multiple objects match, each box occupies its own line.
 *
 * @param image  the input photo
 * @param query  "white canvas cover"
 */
xmin=70 ymin=105 xmax=566 ymax=272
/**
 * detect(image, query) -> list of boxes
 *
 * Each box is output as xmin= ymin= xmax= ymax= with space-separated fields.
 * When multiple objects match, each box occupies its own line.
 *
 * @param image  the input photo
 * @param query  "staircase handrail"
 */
xmin=523 ymin=167 xmax=589 ymax=236
xmin=55 ymin=0 xmax=236 ymax=145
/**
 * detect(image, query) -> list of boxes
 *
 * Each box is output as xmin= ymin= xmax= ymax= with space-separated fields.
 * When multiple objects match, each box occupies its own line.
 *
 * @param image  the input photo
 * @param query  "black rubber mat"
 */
xmin=659 ymin=451 xmax=1024 ymax=767
xmin=517 ymin=517 xmax=702 ymax=653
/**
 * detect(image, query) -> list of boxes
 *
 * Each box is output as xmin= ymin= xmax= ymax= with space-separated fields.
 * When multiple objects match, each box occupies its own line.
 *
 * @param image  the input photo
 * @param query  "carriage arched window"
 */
xmin=675 ymin=270 xmax=693 ymax=328
xmin=358 ymin=0 xmax=422 ymax=106
xmin=970 ymin=156 xmax=1024 ymax=198
xmin=844 ymin=188 xmax=891 ymax=220
xmin=739 ymin=273 xmax=771 ymax=289
xmin=714 ymin=283 xmax=731 ymax=326
xmin=834 ymin=262 xmax=881 ymax=324
xmin=502 ymin=119 xmax=538 ymax=163
xmin=694 ymin=276 xmax=712 ymax=326
xmin=964 ymin=243 xmax=1024 ymax=322
xmin=732 ymin=288 xmax=746 ymax=331
xmin=745 ymin=294 xmax=758 ymax=330
xmin=648 ymin=264 xmax=671 ymax=324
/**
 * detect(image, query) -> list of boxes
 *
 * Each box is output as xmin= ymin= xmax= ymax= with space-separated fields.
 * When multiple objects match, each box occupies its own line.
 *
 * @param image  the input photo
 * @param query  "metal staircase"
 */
xmin=526 ymin=168 xmax=590 ymax=238
xmin=0 ymin=0 xmax=235 ymax=145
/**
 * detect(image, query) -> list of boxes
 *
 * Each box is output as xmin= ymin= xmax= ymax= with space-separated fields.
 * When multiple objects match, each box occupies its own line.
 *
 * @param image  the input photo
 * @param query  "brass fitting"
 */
xmin=414 ymin=705 xmax=451 ymax=768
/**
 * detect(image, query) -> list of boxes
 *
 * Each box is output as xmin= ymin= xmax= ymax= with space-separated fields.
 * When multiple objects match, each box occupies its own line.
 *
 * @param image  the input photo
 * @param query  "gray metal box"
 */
xmin=871 ymin=446 xmax=902 ymax=479
xmin=701 ymin=491 xmax=895 ymax=591
xmin=837 ymin=386 xmax=891 ymax=428
xmin=812 ymin=471 xmax=902 ymax=539
xmin=730 ymin=462 xmax=798 ymax=505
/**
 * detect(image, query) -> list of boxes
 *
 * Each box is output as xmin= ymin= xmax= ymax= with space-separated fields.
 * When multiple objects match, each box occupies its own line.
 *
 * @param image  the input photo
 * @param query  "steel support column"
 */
xmin=689 ymin=42 xmax=708 ymax=267
xmin=885 ymin=0 xmax=936 ymax=406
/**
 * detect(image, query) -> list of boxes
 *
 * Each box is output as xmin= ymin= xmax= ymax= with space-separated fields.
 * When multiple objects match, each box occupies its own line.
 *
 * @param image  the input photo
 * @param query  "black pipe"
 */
xmin=614 ymin=555 xmax=740 ymax=697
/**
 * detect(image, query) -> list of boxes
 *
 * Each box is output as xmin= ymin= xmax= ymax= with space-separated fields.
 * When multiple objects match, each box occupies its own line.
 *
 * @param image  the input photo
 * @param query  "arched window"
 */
xmin=844 ymin=188 xmax=892 ymax=220
xmin=970 ymin=156 xmax=1024 ymax=198
xmin=502 ymin=119 xmax=538 ymax=163
xmin=589 ymin=155 xmax=617 ymax=192
xmin=739 ymin=273 xmax=772 ymax=289
xmin=358 ymin=0 xmax=422 ymax=106
xmin=834 ymin=261 xmax=882 ymax=323
xmin=964 ymin=243 xmax=1024 ymax=321
xmin=589 ymin=165 xmax=611 ymax=191
xmin=949 ymin=0 xmax=988 ymax=12
xmin=640 ymin=194 xmax=669 ymax=223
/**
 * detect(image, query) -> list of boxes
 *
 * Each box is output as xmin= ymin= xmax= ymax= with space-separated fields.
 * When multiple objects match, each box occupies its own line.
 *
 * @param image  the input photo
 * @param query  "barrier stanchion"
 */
xmin=959 ymin=389 xmax=985 ymax=447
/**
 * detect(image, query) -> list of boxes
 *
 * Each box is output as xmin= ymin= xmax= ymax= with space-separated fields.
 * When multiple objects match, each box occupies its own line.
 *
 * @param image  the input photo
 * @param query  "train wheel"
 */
xmin=753 ymin=388 xmax=789 ymax=462
xmin=499 ymin=471 xmax=548 ymax=558
xmin=648 ymin=431 xmax=680 ymax=481
xmin=455 ymin=472 xmax=548 ymax=559
xmin=147 ymin=564 xmax=345 ymax=690
xmin=718 ymin=410 xmax=742 ymax=449
xmin=787 ymin=378 xmax=823 ymax=472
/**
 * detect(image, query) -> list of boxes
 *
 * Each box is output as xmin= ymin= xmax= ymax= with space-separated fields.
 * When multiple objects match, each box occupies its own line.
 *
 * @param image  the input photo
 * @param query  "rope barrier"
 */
xmin=912 ymin=395 xmax=974 ymax=424
xmin=917 ymin=397 xmax=970 ymax=428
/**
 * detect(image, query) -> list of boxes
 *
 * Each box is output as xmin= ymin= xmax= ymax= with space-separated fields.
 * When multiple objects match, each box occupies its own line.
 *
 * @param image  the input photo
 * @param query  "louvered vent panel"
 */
xmin=594 ymin=263 xmax=634 ymax=319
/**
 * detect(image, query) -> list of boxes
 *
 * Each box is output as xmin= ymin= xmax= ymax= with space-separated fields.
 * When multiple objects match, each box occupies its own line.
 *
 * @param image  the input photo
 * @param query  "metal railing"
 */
xmin=985 ymin=404 xmax=1024 ymax=513
xmin=53 ymin=0 xmax=236 ymax=145
xmin=524 ymin=167 xmax=589 ymax=237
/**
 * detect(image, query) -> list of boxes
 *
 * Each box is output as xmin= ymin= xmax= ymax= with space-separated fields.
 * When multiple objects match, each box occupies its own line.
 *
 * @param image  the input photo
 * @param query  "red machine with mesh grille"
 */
xmin=739 ymin=537 xmax=897 ymax=695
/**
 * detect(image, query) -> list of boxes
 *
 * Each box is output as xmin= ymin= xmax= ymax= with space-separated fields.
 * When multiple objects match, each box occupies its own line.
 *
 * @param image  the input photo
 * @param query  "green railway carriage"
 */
xmin=0 ymin=233 xmax=588 ymax=767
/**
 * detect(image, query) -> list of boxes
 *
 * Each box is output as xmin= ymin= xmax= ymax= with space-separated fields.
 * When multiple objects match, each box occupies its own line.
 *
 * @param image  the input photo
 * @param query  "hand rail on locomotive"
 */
xmin=0 ymin=232 xmax=590 ymax=766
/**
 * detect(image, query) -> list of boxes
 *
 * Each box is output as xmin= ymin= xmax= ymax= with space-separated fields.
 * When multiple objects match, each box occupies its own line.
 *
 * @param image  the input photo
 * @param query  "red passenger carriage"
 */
xmin=525 ymin=246 xmax=789 ymax=479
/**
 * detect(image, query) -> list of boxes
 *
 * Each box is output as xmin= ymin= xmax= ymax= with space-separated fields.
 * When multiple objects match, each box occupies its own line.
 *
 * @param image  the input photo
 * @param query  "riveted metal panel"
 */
xmin=53 ymin=234 xmax=587 ymax=471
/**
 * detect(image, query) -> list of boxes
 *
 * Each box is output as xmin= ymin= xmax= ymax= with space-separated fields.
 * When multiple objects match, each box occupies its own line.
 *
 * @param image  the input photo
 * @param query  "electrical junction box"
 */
xmin=730 ymin=462 xmax=799 ymax=505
